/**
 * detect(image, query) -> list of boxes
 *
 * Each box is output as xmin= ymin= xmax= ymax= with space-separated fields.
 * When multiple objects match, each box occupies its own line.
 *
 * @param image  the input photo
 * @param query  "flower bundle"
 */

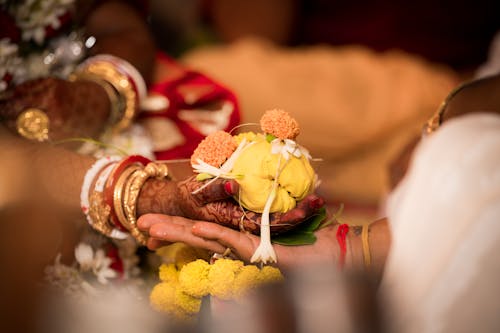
xmin=190 ymin=109 xmax=318 ymax=263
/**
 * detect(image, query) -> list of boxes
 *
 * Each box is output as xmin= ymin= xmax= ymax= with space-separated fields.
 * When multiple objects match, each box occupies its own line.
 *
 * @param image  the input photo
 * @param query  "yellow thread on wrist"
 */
xmin=362 ymin=223 xmax=371 ymax=270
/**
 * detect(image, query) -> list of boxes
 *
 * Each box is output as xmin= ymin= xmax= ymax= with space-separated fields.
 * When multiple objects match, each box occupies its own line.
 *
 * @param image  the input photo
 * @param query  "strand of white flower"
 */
xmin=250 ymin=183 xmax=277 ymax=264
xmin=250 ymin=155 xmax=284 ymax=264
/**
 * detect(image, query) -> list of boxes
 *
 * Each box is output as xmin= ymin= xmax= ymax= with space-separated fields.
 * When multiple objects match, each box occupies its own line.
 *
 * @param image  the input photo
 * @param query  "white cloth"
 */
xmin=380 ymin=113 xmax=500 ymax=333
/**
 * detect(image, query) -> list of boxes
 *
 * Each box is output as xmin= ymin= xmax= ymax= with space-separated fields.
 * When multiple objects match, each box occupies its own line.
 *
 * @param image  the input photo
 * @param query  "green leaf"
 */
xmin=196 ymin=173 xmax=214 ymax=181
xmin=302 ymin=207 xmax=327 ymax=232
xmin=265 ymin=133 xmax=277 ymax=143
xmin=272 ymin=231 xmax=317 ymax=246
xmin=271 ymin=206 xmax=326 ymax=246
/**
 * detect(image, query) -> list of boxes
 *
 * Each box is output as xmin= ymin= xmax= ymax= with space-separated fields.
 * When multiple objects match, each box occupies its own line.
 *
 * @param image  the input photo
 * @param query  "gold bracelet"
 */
xmin=69 ymin=71 xmax=123 ymax=129
xmin=113 ymin=165 xmax=142 ymax=234
xmin=88 ymin=191 xmax=115 ymax=237
xmin=122 ymin=162 xmax=169 ymax=245
xmin=71 ymin=60 xmax=137 ymax=133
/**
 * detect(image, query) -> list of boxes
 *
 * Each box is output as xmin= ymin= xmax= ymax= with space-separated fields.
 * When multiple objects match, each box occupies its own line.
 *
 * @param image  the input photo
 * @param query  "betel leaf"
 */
xmin=272 ymin=231 xmax=317 ymax=246
xmin=272 ymin=207 xmax=327 ymax=246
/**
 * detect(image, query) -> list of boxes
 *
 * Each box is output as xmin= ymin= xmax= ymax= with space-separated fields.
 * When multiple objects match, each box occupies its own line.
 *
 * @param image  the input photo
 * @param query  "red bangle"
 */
xmin=336 ymin=223 xmax=350 ymax=269
xmin=104 ymin=155 xmax=151 ymax=231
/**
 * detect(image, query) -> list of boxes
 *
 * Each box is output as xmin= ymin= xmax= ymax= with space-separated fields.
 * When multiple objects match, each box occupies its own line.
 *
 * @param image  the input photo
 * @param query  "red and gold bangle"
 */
xmin=104 ymin=155 xmax=151 ymax=231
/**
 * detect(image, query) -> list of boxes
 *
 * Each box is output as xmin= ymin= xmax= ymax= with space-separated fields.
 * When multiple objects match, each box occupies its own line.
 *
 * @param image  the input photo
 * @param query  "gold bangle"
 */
xmin=361 ymin=223 xmax=372 ymax=270
xmin=71 ymin=60 xmax=137 ymax=133
xmin=69 ymin=71 xmax=123 ymax=129
xmin=88 ymin=191 xmax=115 ymax=237
xmin=113 ymin=165 xmax=141 ymax=233
xmin=123 ymin=163 xmax=169 ymax=245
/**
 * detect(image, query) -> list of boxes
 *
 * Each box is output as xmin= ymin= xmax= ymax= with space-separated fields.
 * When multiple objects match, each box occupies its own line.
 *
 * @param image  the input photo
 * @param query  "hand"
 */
xmin=137 ymin=176 xmax=328 ymax=265
xmin=138 ymin=214 xmax=338 ymax=270
xmin=0 ymin=77 xmax=110 ymax=141
xmin=176 ymin=176 xmax=325 ymax=235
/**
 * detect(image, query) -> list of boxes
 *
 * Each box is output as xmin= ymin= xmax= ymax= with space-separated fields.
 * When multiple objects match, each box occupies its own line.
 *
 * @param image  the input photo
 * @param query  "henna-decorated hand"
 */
xmin=137 ymin=176 xmax=326 ymax=260
xmin=0 ymin=77 xmax=110 ymax=141
xmin=137 ymin=175 xmax=325 ymax=235
xmin=137 ymin=215 xmax=338 ymax=269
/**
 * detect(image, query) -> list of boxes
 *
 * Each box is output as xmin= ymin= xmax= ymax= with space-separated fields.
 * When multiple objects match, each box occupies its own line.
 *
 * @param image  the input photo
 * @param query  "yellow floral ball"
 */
xmin=179 ymin=259 xmax=211 ymax=298
xmin=231 ymin=134 xmax=315 ymax=213
xmin=150 ymin=282 xmax=177 ymax=314
xmin=158 ymin=263 xmax=179 ymax=283
xmin=232 ymin=265 xmax=261 ymax=299
xmin=208 ymin=259 xmax=244 ymax=300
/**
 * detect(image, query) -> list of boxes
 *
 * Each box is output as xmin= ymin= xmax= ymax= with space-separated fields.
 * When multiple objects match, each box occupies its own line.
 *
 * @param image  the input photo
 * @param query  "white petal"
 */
xmin=75 ymin=243 xmax=94 ymax=269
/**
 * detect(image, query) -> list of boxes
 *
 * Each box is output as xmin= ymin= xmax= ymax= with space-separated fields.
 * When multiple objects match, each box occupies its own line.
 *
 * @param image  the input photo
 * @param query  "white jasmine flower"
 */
xmin=75 ymin=242 xmax=94 ymax=271
xmin=74 ymin=242 xmax=118 ymax=284
xmin=93 ymin=249 xmax=118 ymax=284
xmin=270 ymin=138 xmax=311 ymax=160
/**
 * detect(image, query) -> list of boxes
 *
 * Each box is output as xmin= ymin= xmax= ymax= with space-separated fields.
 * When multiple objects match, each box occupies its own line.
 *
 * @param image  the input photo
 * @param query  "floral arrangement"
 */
xmin=149 ymin=258 xmax=283 ymax=321
xmin=191 ymin=109 xmax=319 ymax=263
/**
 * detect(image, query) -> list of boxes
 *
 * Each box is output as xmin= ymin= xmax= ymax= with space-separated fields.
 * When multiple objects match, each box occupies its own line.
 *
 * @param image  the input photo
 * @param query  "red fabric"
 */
xmin=142 ymin=52 xmax=240 ymax=160
xmin=336 ymin=223 xmax=350 ymax=269
xmin=106 ymin=244 xmax=125 ymax=278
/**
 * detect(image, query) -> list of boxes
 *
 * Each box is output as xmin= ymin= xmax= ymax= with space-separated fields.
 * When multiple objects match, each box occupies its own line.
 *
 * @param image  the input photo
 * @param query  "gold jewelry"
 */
xmin=70 ymin=60 xmax=137 ymax=133
xmin=423 ymin=78 xmax=486 ymax=135
xmin=113 ymin=165 xmax=142 ymax=234
xmin=16 ymin=108 xmax=49 ymax=141
xmin=122 ymin=162 xmax=169 ymax=245
xmin=69 ymin=71 xmax=122 ymax=128
xmin=88 ymin=191 xmax=115 ymax=237
xmin=361 ymin=223 xmax=372 ymax=270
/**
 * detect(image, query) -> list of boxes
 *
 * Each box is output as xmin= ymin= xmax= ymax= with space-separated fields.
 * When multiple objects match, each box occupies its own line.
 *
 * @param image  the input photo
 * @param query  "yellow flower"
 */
xmin=234 ymin=131 xmax=260 ymax=144
xmin=208 ymin=259 xmax=244 ymax=299
xmin=231 ymin=138 xmax=316 ymax=213
xmin=158 ymin=263 xmax=179 ymax=283
xmin=179 ymin=259 xmax=211 ymax=298
xmin=175 ymin=289 xmax=202 ymax=315
xmin=233 ymin=265 xmax=261 ymax=299
xmin=258 ymin=266 xmax=284 ymax=284
xmin=150 ymin=282 xmax=178 ymax=314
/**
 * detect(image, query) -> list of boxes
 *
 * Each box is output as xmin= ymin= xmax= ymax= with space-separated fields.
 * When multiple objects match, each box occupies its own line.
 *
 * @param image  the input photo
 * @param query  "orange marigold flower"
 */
xmin=191 ymin=131 xmax=238 ymax=167
xmin=260 ymin=109 xmax=300 ymax=140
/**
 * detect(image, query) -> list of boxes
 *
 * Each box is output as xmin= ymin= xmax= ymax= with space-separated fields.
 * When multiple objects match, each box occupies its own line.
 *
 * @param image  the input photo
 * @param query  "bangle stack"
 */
xmin=69 ymin=54 xmax=147 ymax=134
xmin=81 ymin=155 xmax=169 ymax=245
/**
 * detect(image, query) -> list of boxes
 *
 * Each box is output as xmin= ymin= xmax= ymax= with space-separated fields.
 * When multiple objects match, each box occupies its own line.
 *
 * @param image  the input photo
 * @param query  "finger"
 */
xmin=192 ymin=221 xmax=260 ymax=261
xmin=280 ymin=194 xmax=325 ymax=224
xmin=146 ymin=238 xmax=172 ymax=250
xmin=190 ymin=178 xmax=239 ymax=204
xmin=148 ymin=216 xmax=227 ymax=253
xmin=138 ymin=213 xmax=198 ymax=231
